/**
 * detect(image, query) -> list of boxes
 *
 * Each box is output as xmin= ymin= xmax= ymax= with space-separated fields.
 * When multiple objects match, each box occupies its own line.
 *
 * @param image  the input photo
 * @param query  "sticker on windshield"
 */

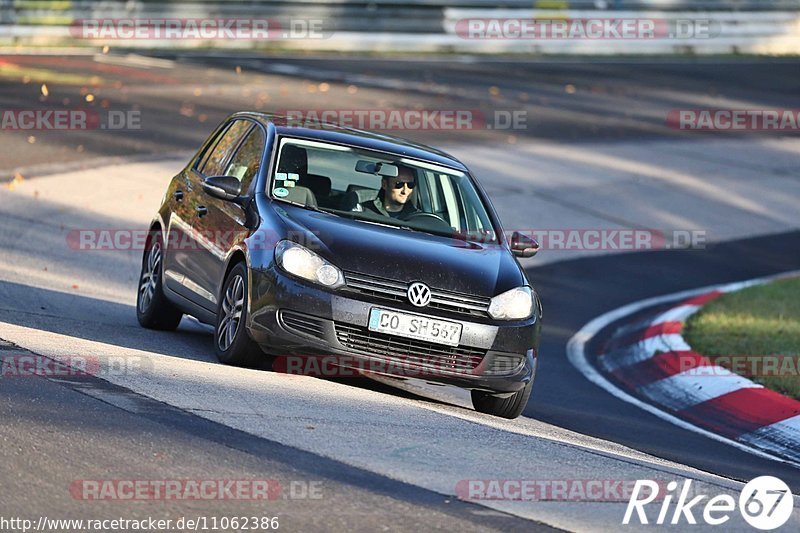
xmin=283 ymin=181 xmax=296 ymax=188
xmin=274 ymin=187 xmax=289 ymax=197
xmin=287 ymin=173 xmax=299 ymax=181
xmin=276 ymin=173 xmax=287 ymax=180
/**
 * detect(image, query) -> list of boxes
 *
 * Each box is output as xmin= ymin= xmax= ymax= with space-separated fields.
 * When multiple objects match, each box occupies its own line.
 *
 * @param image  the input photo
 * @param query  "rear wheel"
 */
xmin=215 ymin=262 xmax=261 ymax=367
xmin=471 ymin=380 xmax=533 ymax=419
xmin=137 ymin=233 xmax=183 ymax=330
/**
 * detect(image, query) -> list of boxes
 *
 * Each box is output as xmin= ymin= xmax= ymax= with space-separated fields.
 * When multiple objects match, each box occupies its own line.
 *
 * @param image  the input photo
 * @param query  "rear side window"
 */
xmin=224 ymin=126 xmax=266 ymax=193
xmin=198 ymin=120 xmax=252 ymax=177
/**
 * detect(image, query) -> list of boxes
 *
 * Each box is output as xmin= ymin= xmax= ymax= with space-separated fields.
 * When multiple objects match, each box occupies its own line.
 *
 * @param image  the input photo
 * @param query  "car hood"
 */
xmin=272 ymin=204 xmax=526 ymax=297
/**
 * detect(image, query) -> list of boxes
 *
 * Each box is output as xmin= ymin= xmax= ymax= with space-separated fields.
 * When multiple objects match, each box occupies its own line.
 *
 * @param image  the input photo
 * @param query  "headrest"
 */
xmin=278 ymin=144 xmax=308 ymax=175
xmin=281 ymin=185 xmax=317 ymax=208
xmin=302 ymin=174 xmax=332 ymax=197
xmin=339 ymin=186 xmax=379 ymax=211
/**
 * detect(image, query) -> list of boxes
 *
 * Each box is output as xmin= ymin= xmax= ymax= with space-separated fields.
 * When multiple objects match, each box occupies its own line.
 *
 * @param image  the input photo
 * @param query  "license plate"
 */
xmin=368 ymin=308 xmax=463 ymax=347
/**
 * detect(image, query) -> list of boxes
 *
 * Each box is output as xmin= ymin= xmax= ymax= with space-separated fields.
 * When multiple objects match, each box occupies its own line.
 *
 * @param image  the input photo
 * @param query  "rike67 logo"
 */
xmin=624 ymin=476 xmax=794 ymax=529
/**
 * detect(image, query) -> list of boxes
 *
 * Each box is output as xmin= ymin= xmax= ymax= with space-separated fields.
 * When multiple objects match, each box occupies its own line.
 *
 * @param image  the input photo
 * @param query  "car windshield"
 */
xmin=269 ymin=137 xmax=498 ymax=242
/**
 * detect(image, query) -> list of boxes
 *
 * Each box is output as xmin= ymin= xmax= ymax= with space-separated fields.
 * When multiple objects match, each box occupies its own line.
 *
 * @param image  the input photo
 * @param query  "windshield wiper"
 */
xmin=330 ymin=210 xmax=416 ymax=231
xmin=317 ymin=209 xmax=382 ymax=223
xmin=277 ymin=199 xmax=330 ymax=214
xmin=289 ymin=205 xmax=456 ymax=238
xmin=397 ymin=225 xmax=446 ymax=238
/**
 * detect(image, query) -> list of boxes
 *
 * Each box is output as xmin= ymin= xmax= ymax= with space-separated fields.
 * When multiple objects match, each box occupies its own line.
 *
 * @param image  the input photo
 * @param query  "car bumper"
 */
xmin=247 ymin=265 xmax=540 ymax=394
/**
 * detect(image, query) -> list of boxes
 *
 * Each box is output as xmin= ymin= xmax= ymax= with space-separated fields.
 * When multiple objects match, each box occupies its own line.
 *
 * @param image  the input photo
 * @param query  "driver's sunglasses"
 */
xmin=392 ymin=180 xmax=416 ymax=190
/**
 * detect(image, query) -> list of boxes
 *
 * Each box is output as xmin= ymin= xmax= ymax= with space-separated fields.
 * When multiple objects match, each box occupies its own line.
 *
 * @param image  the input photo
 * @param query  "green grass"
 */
xmin=684 ymin=278 xmax=800 ymax=399
xmin=14 ymin=0 xmax=73 ymax=9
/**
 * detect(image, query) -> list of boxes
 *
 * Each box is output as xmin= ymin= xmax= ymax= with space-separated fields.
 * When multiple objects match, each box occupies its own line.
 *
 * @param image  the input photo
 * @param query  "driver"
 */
xmin=361 ymin=163 xmax=419 ymax=220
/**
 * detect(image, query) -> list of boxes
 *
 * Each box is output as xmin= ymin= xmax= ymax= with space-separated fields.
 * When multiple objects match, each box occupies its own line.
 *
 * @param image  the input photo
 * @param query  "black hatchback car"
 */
xmin=137 ymin=112 xmax=542 ymax=418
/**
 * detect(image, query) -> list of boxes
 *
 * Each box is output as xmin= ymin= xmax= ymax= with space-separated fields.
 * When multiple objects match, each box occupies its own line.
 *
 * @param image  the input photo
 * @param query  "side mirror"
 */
xmin=510 ymin=231 xmax=539 ymax=258
xmin=203 ymin=175 xmax=241 ymax=201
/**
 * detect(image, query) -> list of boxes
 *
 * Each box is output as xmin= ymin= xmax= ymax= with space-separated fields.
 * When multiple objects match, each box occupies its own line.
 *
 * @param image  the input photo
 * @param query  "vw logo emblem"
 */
xmin=407 ymin=282 xmax=431 ymax=307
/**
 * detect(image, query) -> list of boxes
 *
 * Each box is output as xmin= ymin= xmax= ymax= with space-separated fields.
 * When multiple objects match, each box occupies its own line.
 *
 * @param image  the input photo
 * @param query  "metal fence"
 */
xmin=1 ymin=1 xmax=799 ymax=53
xmin=3 ymin=2 xmax=800 ymax=31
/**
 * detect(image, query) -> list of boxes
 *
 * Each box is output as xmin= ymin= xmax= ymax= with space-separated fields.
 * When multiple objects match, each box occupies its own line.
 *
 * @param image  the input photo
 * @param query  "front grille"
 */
xmin=280 ymin=310 xmax=326 ymax=338
xmin=335 ymin=322 xmax=486 ymax=373
xmin=343 ymin=271 xmax=491 ymax=317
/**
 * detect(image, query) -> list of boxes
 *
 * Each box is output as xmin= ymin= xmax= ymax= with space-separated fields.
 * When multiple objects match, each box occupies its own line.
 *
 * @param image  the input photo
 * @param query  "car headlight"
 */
xmin=488 ymin=286 xmax=534 ymax=320
xmin=275 ymin=240 xmax=344 ymax=288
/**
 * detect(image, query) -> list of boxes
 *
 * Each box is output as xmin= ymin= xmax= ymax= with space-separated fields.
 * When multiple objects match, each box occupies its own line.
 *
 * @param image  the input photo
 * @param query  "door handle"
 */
xmin=174 ymin=190 xmax=184 ymax=202
xmin=196 ymin=206 xmax=208 ymax=217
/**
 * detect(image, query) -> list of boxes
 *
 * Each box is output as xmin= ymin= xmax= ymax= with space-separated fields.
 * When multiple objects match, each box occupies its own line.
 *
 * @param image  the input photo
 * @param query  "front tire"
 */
xmin=471 ymin=380 xmax=533 ymax=419
xmin=215 ymin=262 xmax=261 ymax=366
xmin=137 ymin=233 xmax=183 ymax=330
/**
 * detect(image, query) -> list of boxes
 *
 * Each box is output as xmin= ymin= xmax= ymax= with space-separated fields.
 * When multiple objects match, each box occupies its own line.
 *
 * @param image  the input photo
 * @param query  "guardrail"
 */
xmin=0 ymin=1 xmax=799 ymax=54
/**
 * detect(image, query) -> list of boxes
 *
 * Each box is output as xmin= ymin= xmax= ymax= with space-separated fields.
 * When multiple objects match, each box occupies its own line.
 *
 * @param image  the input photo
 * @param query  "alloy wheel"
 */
xmin=138 ymin=242 xmax=161 ymax=313
xmin=217 ymin=274 xmax=245 ymax=351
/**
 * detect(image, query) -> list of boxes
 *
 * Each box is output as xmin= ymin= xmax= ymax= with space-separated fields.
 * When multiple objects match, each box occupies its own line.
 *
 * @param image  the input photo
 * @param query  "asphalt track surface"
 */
xmin=1 ymin=54 xmax=799 ymax=530
xmin=3 ymin=53 xmax=800 ymax=175
xmin=1 ymin=355 xmax=546 ymax=532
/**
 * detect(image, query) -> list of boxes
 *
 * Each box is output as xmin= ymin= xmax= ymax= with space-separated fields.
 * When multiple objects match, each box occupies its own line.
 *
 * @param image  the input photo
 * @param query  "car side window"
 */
xmin=199 ymin=120 xmax=252 ymax=177
xmin=195 ymin=123 xmax=229 ymax=172
xmin=424 ymin=170 xmax=461 ymax=230
xmin=224 ymin=126 xmax=266 ymax=193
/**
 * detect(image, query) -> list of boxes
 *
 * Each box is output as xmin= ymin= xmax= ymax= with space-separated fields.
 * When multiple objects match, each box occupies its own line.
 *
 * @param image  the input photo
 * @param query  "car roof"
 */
xmin=230 ymin=111 xmax=469 ymax=172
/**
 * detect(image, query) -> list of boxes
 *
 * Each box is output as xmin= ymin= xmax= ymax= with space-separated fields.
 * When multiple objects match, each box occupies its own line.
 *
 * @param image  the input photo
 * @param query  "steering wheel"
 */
xmin=404 ymin=212 xmax=453 ymax=233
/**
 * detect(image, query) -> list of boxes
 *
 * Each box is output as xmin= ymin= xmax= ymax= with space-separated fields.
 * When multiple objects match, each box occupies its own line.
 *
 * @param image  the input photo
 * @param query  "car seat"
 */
xmin=278 ymin=144 xmax=332 ymax=206
xmin=340 ymin=184 xmax=379 ymax=211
